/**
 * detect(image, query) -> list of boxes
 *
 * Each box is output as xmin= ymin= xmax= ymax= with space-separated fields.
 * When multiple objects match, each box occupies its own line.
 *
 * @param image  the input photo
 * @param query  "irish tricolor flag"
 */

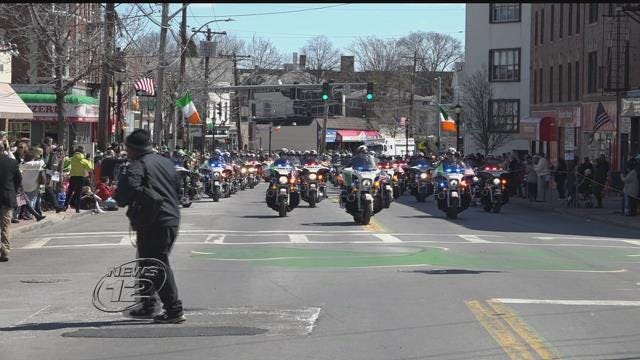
xmin=439 ymin=105 xmax=456 ymax=132
xmin=176 ymin=91 xmax=202 ymax=125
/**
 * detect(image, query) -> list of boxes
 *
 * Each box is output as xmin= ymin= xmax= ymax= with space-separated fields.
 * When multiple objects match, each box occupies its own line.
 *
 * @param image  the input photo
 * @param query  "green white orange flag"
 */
xmin=176 ymin=91 xmax=202 ymax=125
xmin=439 ymin=105 xmax=456 ymax=132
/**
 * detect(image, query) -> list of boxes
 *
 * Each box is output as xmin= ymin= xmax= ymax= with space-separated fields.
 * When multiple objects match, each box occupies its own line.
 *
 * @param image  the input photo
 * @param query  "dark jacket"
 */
xmin=594 ymin=159 xmax=609 ymax=183
xmin=0 ymin=154 xmax=22 ymax=208
xmin=114 ymin=151 xmax=180 ymax=228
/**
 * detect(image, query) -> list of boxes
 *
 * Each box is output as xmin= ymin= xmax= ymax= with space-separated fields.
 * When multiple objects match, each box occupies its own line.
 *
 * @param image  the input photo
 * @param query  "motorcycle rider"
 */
xmin=435 ymin=148 xmax=465 ymax=176
xmin=348 ymin=145 xmax=377 ymax=169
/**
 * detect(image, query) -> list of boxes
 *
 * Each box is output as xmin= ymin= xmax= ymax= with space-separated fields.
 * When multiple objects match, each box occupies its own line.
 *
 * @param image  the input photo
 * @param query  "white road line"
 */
xmin=374 ymin=234 xmax=403 ymax=243
xmin=492 ymin=298 xmax=640 ymax=306
xmin=534 ymin=236 xmax=640 ymax=243
xmin=15 ymin=305 xmax=51 ymax=325
xmin=623 ymin=240 xmax=640 ymax=246
xmin=119 ymin=235 xmax=135 ymax=246
xmin=289 ymin=234 xmax=310 ymax=243
xmin=22 ymin=238 xmax=51 ymax=249
xmin=458 ymin=234 xmax=489 ymax=243
xmin=205 ymin=234 xmax=225 ymax=244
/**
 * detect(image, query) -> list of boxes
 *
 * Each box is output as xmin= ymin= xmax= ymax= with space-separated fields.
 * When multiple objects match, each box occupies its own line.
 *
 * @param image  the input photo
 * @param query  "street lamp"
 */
xmin=454 ymin=104 xmax=462 ymax=153
xmin=114 ymin=70 xmax=126 ymax=143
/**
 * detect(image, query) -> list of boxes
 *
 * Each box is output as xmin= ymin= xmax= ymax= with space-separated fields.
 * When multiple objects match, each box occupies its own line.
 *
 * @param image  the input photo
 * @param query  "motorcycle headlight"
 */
xmin=213 ymin=172 xmax=220 ymax=179
xmin=473 ymin=176 xmax=479 ymax=183
xmin=249 ymin=167 xmax=255 ymax=173
xmin=309 ymin=173 xmax=317 ymax=180
xmin=278 ymin=176 xmax=288 ymax=185
xmin=419 ymin=173 xmax=428 ymax=180
xmin=240 ymin=167 xmax=247 ymax=174
xmin=449 ymin=179 xmax=459 ymax=187
xmin=362 ymin=179 xmax=373 ymax=188
xmin=492 ymin=178 xmax=501 ymax=186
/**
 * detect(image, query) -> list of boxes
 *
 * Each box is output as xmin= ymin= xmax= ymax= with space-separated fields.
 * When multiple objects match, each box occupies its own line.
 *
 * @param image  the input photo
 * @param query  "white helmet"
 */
xmin=357 ymin=145 xmax=368 ymax=154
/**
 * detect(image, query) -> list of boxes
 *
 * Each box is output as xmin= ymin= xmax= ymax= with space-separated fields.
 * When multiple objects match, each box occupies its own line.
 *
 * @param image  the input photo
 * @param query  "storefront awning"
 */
xmin=336 ymin=130 xmax=381 ymax=142
xmin=18 ymin=93 xmax=99 ymax=123
xmin=0 ymin=83 xmax=33 ymax=119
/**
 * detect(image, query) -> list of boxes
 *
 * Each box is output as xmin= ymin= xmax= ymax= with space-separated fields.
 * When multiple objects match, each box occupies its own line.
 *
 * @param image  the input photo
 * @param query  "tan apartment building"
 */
xmin=530 ymin=3 xmax=640 ymax=171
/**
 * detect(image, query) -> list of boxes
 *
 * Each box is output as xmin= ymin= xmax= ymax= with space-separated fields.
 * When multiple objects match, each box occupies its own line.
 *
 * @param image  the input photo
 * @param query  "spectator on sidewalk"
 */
xmin=620 ymin=159 xmax=638 ymax=216
xmin=0 ymin=142 xmax=22 ymax=262
xmin=533 ymin=153 xmax=550 ymax=202
xmin=566 ymin=163 xmax=577 ymax=205
xmin=61 ymin=146 xmax=94 ymax=213
xmin=593 ymin=154 xmax=610 ymax=208
xmin=526 ymin=157 xmax=538 ymax=201
xmin=508 ymin=153 xmax=523 ymax=197
xmin=554 ymin=158 xmax=568 ymax=200
xmin=0 ymin=132 xmax=15 ymax=160
xmin=18 ymin=149 xmax=46 ymax=221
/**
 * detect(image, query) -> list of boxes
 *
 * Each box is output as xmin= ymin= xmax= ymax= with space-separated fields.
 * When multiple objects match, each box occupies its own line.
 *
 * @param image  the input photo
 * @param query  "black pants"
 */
xmin=136 ymin=225 xmax=183 ymax=315
xmin=555 ymin=175 xmax=566 ymax=199
xmin=64 ymin=176 xmax=85 ymax=209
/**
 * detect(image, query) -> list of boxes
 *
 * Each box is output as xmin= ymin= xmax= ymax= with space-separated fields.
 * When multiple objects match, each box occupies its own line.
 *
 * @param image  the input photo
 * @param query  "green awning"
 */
xmin=18 ymin=93 xmax=99 ymax=105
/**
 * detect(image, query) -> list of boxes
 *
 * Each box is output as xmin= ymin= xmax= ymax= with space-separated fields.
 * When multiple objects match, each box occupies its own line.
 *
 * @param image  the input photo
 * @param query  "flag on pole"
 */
xmin=176 ymin=91 xmax=202 ymax=125
xmin=593 ymin=102 xmax=611 ymax=133
xmin=395 ymin=117 xmax=408 ymax=126
xmin=134 ymin=76 xmax=156 ymax=96
xmin=439 ymin=105 xmax=456 ymax=132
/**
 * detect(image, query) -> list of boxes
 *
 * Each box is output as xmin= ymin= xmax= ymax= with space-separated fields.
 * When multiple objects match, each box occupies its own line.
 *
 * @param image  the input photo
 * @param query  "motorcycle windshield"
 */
xmin=412 ymin=160 xmax=433 ymax=170
xmin=351 ymin=157 xmax=378 ymax=172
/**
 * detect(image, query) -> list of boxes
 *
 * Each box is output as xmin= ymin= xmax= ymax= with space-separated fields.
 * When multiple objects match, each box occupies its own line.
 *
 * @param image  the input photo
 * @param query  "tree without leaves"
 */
xmin=246 ymin=35 xmax=282 ymax=71
xmin=461 ymin=67 xmax=511 ymax=157
xmin=300 ymin=35 xmax=339 ymax=83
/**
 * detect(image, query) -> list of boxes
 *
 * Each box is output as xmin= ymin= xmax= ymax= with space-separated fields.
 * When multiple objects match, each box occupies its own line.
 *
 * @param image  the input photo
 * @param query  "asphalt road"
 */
xmin=3 ymin=182 xmax=640 ymax=360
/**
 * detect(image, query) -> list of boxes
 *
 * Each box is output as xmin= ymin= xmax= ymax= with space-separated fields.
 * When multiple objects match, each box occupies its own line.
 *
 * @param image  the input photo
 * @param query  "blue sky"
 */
xmin=155 ymin=3 xmax=465 ymax=57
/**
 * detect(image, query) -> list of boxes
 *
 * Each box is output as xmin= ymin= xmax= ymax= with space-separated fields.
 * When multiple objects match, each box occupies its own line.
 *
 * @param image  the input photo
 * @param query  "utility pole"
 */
xmin=192 ymin=28 xmax=227 ymax=159
xmin=98 ymin=2 xmax=115 ymax=150
xmin=153 ymin=3 xmax=169 ymax=146
xmin=179 ymin=2 xmax=188 ymax=149
xmin=402 ymin=50 xmax=426 ymax=156
xmin=320 ymin=101 xmax=329 ymax=154
xmin=219 ymin=52 xmax=251 ymax=151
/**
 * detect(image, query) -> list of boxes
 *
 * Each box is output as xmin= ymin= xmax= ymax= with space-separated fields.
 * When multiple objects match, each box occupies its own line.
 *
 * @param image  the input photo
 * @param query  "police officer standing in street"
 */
xmin=114 ymin=129 xmax=185 ymax=324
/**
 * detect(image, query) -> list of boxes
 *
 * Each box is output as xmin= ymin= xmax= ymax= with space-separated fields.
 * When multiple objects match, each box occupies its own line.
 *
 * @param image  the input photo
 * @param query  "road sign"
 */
xmin=188 ymin=126 xmax=202 ymax=137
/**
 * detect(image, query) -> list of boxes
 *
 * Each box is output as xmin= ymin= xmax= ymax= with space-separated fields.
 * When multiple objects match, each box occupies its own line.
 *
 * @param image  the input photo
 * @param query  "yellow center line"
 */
xmin=487 ymin=300 xmax=560 ymax=359
xmin=465 ymin=300 xmax=535 ymax=360
xmin=363 ymin=218 xmax=386 ymax=233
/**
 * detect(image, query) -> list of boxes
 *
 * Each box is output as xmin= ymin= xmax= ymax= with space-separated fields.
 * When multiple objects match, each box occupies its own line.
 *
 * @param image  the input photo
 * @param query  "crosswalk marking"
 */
xmin=205 ymin=234 xmax=225 ymax=244
xmin=374 ymin=234 xmax=403 ymax=243
xmin=289 ymin=234 xmax=310 ymax=243
xmin=22 ymin=238 xmax=51 ymax=249
xmin=458 ymin=234 xmax=489 ymax=243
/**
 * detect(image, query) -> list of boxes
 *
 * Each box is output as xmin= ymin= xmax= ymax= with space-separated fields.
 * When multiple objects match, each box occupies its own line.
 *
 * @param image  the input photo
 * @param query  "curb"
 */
xmin=13 ymin=211 xmax=93 ymax=234
xmin=510 ymin=199 xmax=640 ymax=231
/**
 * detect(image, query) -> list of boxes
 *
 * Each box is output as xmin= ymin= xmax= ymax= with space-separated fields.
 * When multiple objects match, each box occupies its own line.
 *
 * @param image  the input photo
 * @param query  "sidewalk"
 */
xmin=510 ymin=193 xmax=640 ymax=231
xmin=11 ymin=210 xmax=92 ymax=235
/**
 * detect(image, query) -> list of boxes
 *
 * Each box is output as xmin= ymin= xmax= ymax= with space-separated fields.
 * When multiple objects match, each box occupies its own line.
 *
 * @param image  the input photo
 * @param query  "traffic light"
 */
xmin=366 ymin=82 xmax=375 ymax=101
xmin=216 ymin=102 xmax=222 ymax=118
xmin=321 ymin=82 xmax=330 ymax=101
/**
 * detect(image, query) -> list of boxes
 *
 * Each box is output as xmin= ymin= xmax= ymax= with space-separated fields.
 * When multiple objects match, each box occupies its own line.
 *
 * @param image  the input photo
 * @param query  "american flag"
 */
xmin=593 ymin=102 xmax=610 ymax=133
xmin=134 ymin=76 xmax=155 ymax=96
xmin=395 ymin=117 xmax=408 ymax=126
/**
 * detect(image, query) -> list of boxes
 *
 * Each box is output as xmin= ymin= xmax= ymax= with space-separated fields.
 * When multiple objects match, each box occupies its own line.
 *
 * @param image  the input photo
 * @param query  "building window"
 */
xmin=576 ymin=4 xmax=581 ymax=33
xmin=551 ymin=5 xmax=555 ymax=41
xmin=263 ymin=101 xmax=272 ymax=116
xmin=489 ymin=48 xmax=521 ymax=82
xmin=558 ymin=64 xmax=563 ymax=102
xmin=587 ymin=51 xmax=597 ymax=93
xmin=539 ymin=67 xmax=544 ymax=103
xmin=489 ymin=3 xmax=521 ymax=23
xmin=348 ymin=100 xmax=359 ymax=109
xmin=549 ymin=66 xmax=554 ymax=103
xmin=489 ymin=99 xmax=520 ymax=133
xmin=534 ymin=11 xmax=539 ymax=45
xmin=575 ymin=60 xmax=580 ymax=100
xmin=559 ymin=4 xmax=564 ymax=38
xmin=567 ymin=62 xmax=572 ymax=101
xmin=589 ymin=4 xmax=598 ymax=23
xmin=568 ymin=4 xmax=573 ymax=35
xmin=8 ymin=121 xmax=31 ymax=140
xmin=541 ymin=8 xmax=545 ymax=44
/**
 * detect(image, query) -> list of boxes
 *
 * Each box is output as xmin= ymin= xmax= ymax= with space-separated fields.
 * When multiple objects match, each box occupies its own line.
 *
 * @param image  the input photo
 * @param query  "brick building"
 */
xmin=530 ymin=3 xmax=640 ymax=170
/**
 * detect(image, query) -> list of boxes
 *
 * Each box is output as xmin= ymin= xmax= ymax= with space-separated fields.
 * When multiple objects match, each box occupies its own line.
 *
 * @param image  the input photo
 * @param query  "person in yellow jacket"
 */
xmin=60 ymin=146 xmax=94 ymax=213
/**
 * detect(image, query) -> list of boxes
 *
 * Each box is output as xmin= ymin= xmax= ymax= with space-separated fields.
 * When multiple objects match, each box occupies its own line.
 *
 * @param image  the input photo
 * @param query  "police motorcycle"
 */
xmin=299 ymin=152 xmax=330 ymax=208
xmin=244 ymin=154 xmax=261 ymax=189
xmin=433 ymin=149 xmax=475 ymax=219
xmin=407 ymin=156 xmax=435 ymax=202
xmin=476 ymin=160 xmax=510 ymax=213
xmin=339 ymin=147 xmax=387 ymax=225
xmin=266 ymin=151 xmax=301 ymax=217
xmin=202 ymin=152 xmax=228 ymax=202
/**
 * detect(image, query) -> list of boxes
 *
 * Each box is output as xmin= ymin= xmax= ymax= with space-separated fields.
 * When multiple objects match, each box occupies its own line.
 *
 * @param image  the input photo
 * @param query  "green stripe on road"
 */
xmin=191 ymin=246 xmax=630 ymax=270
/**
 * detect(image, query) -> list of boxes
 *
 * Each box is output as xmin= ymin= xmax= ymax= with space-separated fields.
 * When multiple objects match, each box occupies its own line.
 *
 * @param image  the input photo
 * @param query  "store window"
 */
xmin=8 ymin=121 xmax=31 ymax=141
